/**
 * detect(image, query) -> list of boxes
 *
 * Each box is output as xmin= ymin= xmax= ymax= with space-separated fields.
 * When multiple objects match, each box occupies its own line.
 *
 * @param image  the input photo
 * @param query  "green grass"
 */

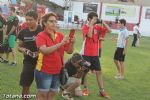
xmin=0 ymin=29 xmax=150 ymax=100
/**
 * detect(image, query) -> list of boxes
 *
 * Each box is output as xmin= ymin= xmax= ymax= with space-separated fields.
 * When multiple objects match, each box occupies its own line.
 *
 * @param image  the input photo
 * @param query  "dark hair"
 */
xmin=119 ymin=19 xmax=126 ymax=26
xmin=87 ymin=11 xmax=98 ymax=21
xmin=25 ymin=10 xmax=38 ymax=19
xmin=41 ymin=12 xmax=57 ymax=29
xmin=74 ymin=15 xmax=79 ymax=21
xmin=71 ymin=53 xmax=83 ymax=63
xmin=136 ymin=23 xmax=139 ymax=26
xmin=10 ymin=7 xmax=15 ymax=12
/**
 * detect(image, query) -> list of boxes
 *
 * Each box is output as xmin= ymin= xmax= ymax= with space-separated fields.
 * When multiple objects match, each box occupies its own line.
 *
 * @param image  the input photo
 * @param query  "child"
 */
xmin=80 ymin=12 xmax=110 ymax=98
xmin=114 ymin=19 xmax=129 ymax=79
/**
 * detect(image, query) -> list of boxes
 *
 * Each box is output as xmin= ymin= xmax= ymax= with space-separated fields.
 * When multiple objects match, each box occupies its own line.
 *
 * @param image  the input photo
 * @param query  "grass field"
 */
xmin=0 ymin=29 xmax=150 ymax=100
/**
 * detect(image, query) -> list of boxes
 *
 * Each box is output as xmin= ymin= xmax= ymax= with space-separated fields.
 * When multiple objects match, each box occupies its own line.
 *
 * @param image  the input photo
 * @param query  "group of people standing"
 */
xmin=0 ymin=6 xmax=131 ymax=100
xmin=0 ymin=7 xmax=19 ymax=66
xmin=17 ymin=10 xmax=75 ymax=100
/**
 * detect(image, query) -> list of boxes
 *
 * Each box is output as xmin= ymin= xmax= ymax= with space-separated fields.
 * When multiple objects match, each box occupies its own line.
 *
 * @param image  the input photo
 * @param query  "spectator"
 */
xmin=17 ymin=10 xmax=43 ymax=100
xmin=114 ymin=19 xmax=129 ymax=79
xmin=136 ymin=26 xmax=141 ymax=46
xmin=132 ymin=23 xmax=140 ymax=47
xmin=62 ymin=53 xmax=90 ymax=100
xmin=34 ymin=12 xmax=75 ymax=100
xmin=0 ymin=9 xmax=6 ymax=62
xmin=3 ymin=7 xmax=19 ymax=66
xmin=80 ymin=12 xmax=110 ymax=98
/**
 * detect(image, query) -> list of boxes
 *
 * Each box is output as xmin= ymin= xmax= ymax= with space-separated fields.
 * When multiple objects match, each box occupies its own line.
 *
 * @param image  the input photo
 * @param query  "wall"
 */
xmin=63 ymin=1 xmax=150 ymax=36
xmin=140 ymin=7 xmax=150 ymax=36
xmin=48 ymin=0 xmax=65 ymax=7
xmin=101 ymin=3 xmax=140 ymax=33
xmin=101 ymin=3 xmax=140 ymax=23
xmin=70 ymin=1 xmax=101 ymax=21
xmin=0 ymin=0 xmax=10 ymax=5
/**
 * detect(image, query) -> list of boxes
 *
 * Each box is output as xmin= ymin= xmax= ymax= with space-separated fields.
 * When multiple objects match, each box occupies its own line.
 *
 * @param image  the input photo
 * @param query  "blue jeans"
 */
xmin=34 ymin=70 xmax=60 ymax=92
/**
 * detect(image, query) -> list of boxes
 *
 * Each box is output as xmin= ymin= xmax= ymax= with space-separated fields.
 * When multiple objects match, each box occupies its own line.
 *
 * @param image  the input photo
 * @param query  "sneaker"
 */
xmin=0 ymin=57 xmax=4 ymax=63
xmin=83 ymin=88 xmax=89 ymax=96
xmin=2 ymin=60 xmax=9 ymax=64
xmin=115 ymin=75 xmax=124 ymax=80
xmin=9 ymin=62 xmax=17 ymax=66
xmin=100 ymin=91 xmax=111 ymax=98
xmin=119 ymin=76 xmax=124 ymax=79
xmin=114 ymin=75 xmax=120 ymax=79
xmin=62 ymin=92 xmax=74 ymax=100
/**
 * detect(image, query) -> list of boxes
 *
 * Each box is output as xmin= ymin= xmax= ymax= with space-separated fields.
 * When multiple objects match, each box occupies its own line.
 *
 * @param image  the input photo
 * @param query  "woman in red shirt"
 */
xmin=35 ymin=12 xmax=75 ymax=100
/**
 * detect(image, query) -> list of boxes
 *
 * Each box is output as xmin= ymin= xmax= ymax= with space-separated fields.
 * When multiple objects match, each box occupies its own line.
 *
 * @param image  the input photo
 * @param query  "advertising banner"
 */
xmin=145 ymin=9 xmax=150 ymax=19
xmin=83 ymin=3 xmax=98 ymax=13
xmin=105 ymin=4 xmax=136 ymax=17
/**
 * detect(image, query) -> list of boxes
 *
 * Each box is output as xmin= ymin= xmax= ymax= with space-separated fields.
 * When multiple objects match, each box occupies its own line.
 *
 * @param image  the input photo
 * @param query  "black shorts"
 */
xmin=82 ymin=55 xmax=101 ymax=71
xmin=114 ymin=47 xmax=125 ymax=62
xmin=20 ymin=60 xmax=36 ymax=87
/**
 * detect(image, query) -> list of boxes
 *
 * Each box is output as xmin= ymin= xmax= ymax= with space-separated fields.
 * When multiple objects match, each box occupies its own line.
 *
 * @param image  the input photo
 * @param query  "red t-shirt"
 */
xmin=99 ymin=27 xmax=107 ymax=48
xmin=36 ymin=31 xmax=69 ymax=74
xmin=80 ymin=24 xmax=104 ymax=56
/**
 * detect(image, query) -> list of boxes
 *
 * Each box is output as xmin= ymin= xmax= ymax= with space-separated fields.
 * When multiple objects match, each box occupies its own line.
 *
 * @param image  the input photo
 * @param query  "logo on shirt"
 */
xmin=24 ymin=36 xmax=36 ymax=42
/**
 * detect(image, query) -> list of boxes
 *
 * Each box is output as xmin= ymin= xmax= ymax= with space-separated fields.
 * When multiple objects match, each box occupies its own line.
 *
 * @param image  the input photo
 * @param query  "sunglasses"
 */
xmin=47 ymin=20 xmax=57 ymax=23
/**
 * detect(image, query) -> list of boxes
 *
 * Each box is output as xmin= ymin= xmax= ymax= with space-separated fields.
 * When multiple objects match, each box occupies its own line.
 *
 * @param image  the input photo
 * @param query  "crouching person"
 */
xmin=62 ymin=53 xmax=90 ymax=100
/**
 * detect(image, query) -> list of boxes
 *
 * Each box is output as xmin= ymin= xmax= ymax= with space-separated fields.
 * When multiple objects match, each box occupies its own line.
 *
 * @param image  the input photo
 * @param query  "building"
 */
xmin=67 ymin=0 xmax=150 ymax=36
xmin=1 ymin=0 xmax=150 ymax=36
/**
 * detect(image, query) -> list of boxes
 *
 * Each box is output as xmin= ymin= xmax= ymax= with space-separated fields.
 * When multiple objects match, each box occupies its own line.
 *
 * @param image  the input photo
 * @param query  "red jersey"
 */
xmin=36 ymin=31 xmax=69 ymax=74
xmin=99 ymin=27 xmax=107 ymax=48
xmin=80 ymin=24 xmax=104 ymax=56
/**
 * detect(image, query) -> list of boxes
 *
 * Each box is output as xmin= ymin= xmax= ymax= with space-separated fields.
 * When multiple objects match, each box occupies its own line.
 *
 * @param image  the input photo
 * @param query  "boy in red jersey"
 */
xmin=80 ymin=12 xmax=110 ymax=98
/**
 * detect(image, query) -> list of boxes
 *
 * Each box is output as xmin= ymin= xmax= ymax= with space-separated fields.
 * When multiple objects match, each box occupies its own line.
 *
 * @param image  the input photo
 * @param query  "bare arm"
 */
xmin=86 ymin=18 xmax=96 ymax=38
xmin=18 ymin=39 xmax=28 ymax=55
xmin=99 ymin=37 xmax=105 ymax=41
xmin=87 ymin=25 xmax=94 ymax=38
xmin=72 ymin=69 xmax=84 ymax=78
xmin=39 ymin=37 xmax=70 ymax=54
xmin=75 ymin=71 xmax=84 ymax=78
xmin=123 ymin=38 xmax=128 ymax=55
xmin=8 ymin=26 xmax=17 ymax=35
xmin=3 ymin=25 xmax=7 ymax=35
xmin=103 ymin=21 xmax=112 ymax=33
